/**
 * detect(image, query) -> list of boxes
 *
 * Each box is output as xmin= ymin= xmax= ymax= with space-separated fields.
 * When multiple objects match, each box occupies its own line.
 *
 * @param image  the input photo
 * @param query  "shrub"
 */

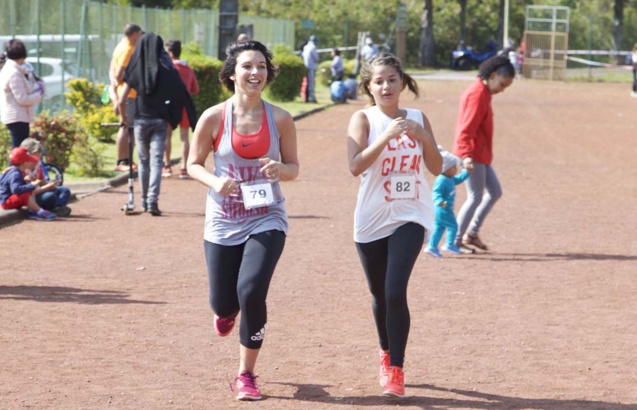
xmin=184 ymin=53 xmax=229 ymax=113
xmin=70 ymin=132 xmax=107 ymax=177
xmin=65 ymin=78 xmax=118 ymax=143
xmin=31 ymin=111 xmax=82 ymax=171
xmin=0 ymin=125 xmax=10 ymax=166
xmin=266 ymin=53 xmax=305 ymax=102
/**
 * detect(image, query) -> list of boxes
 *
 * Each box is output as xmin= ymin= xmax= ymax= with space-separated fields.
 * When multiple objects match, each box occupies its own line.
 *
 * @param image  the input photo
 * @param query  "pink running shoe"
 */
xmin=232 ymin=371 xmax=262 ymax=401
xmin=379 ymin=350 xmax=390 ymax=387
xmin=382 ymin=366 xmax=405 ymax=398
xmin=214 ymin=314 xmax=236 ymax=337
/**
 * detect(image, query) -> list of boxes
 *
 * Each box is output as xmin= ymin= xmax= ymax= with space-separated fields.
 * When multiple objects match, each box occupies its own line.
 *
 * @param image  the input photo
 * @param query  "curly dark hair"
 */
xmin=357 ymin=52 xmax=419 ymax=105
xmin=478 ymin=55 xmax=515 ymax=80
xmin=219 ymin=40 xmax=278 ymax=93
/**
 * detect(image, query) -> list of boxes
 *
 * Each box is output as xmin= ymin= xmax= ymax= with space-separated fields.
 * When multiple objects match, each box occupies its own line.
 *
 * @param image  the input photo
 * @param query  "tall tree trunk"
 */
xmin=614 ymin=0 xmax=625 ymax=64
xmin=458 ymin=0 xmax=467 ymax=48
xmin=420 ymin=0 xmax=435 ymax=66
xmin=497 ymin=0 xmax=505 ymax=49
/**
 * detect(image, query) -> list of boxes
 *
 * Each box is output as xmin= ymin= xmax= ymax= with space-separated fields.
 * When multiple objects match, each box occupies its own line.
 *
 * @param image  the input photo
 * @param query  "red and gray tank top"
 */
xmin=204 ymin=99 xmax=287 ymax=245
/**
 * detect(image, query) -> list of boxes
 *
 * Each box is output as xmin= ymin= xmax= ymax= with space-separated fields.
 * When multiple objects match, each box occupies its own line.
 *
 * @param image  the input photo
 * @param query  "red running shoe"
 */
xmin=379 ymin=350 xmax=390 ymax=387
xmin=214 ymin=314 xmax=236 ymax=337
xmin=382 ymin=366 xmax=405 ymax=397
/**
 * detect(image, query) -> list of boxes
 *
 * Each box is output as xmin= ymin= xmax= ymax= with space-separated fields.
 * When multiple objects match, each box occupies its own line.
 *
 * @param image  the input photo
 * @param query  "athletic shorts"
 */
xmin=1 ymin=192 xmax=31 ymax=210
xmin=179 ymin=108 xmax=189 ymax=129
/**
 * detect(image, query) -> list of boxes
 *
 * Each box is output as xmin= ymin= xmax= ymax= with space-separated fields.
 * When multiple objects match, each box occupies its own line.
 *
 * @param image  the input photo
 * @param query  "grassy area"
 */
xmin=65 ymin=82 xmax=334 ymax=184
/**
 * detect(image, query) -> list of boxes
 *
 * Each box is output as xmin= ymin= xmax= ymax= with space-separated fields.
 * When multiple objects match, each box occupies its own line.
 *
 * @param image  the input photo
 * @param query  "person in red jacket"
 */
xmin=452 ymin=55 xmax=514 ymax=253
xmin=163 ymin=39 xmax=200 ymax=179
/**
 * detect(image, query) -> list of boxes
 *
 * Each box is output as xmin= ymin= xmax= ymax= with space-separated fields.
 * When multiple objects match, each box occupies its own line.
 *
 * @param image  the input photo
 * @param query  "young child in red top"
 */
xmin=162 ymin=39 xmax=200 ymax=179
xmin=0 ymin=147 xmax=56 ymax=220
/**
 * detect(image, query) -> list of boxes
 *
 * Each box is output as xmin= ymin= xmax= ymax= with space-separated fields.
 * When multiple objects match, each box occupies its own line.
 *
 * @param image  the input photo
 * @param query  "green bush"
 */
xmin=266 ymin=53 xmax=305 ymax=102
xmin=184 ymin=53 xmax=229 ymax=113
xmin=0 ymin=125 xmax=11 ymax=166
xmin=65 ymin=79 xmax=119 ymax=143
xmin=318 ymin=58 xmax=356 ymax=87
xmin=31 ymin=111 xmax=83 ymax=171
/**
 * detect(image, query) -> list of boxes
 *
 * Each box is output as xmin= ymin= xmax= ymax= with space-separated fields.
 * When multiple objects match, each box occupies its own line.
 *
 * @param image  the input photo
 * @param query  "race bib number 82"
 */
xmin=390 ymin=174 xmax=417 ymax=200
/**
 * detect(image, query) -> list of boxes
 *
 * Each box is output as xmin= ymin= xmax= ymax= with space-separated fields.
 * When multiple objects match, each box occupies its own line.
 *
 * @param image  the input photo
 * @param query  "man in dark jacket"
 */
xmin=117 ymin=32 xmax=197 ymax=216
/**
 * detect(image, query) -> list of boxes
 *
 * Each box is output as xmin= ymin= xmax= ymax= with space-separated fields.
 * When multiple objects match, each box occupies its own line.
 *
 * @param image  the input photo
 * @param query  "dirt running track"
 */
xmin=1 ymin=79 xmax=636 ymax=410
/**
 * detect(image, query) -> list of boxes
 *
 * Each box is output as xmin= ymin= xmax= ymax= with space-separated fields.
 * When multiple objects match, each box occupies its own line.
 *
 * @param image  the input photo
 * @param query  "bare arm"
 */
xmin=404 ymin=112 xmax=442 ymax=176
xmin=186 ymin=105 xmax=234 ymax=195
xmin=117 ymin=83 xmax=132 ymax=128
xmin=259 ymin=107 xmax=299 ymax=182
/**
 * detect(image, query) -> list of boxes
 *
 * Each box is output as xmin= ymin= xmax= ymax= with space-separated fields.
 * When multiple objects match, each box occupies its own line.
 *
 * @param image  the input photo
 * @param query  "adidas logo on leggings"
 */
xmin=251 ymin=325 xmax=266 ymax=341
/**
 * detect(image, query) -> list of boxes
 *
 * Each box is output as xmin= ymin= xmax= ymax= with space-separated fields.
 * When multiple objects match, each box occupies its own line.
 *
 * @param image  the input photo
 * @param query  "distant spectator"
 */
xmin=330 ymin=48 xmax=344 ymax=82
xmin=344 ymin=74 xmax=358 ymax=100
xmin=485 ymin=36 xmax=498 ymax=53
xmin=631 ymin=43 xmax=637 ymax=98
xmin=20 ymin=137 xmax=71 ymax=216
xmin=162 ymin=39 xmax=200 ymax=179
xmin=0 ymin=39 xmax=43 ymax=148
xmin=361 ymin=37 xmax=379 ymax=62
xmin=302 ymin=35 xmax=319 ymax=103
xmin=110 ymin=23 xmax=143 ymax=173
xmin=330 ymin=80 xmax=347 ymax=104
xmin=0 ymin=147 xmax=56 ymax=220
xmin=237 ymin=33 xmax=251 ymax=43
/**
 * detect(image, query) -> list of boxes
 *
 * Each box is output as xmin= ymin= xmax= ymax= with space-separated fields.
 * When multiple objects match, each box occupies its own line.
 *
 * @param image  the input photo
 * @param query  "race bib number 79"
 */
xmin=389 ymin=174 xmax=417 ymax=200
xmin=240 ymin=182 xmax=275 ymax=210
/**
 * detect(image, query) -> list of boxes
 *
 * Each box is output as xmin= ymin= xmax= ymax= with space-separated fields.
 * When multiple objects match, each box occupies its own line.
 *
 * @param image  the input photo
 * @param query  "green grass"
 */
xmin=64 ymin=82 xmax=334 ymax=184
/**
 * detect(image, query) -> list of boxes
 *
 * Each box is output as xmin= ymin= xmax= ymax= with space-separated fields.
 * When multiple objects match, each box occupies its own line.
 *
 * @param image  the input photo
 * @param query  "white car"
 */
xmin=25 ymin=57 xmax=77 ymax=111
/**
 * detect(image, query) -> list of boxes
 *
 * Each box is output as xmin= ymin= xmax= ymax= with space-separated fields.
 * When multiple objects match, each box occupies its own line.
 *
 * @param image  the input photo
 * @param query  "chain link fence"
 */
xmin=0 ymin=0 xmax=295 ymax=111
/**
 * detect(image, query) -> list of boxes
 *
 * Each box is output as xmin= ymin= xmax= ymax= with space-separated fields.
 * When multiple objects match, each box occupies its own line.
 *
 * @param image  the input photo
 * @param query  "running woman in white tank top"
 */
xmin=347 ymin=53 xmax=442 ymax=398
xmin=186 ymin=40 xmax=299 ymax=401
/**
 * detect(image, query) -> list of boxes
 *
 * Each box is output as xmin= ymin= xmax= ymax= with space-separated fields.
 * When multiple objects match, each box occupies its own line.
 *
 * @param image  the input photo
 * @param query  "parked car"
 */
xmin=25 ymin=57 xmax=77 ymax=111
xmin=451 ymin=47 xmax=497 ymax=70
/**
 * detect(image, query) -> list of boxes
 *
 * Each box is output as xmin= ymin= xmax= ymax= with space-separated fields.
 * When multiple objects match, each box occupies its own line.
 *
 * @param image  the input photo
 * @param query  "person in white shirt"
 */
xmin=301 ymin=35 xmax=319 ymax=103
xmin=346 ymin=52 xmax=442 ymax=398
xmin=361 ymin=37 xmax=379 ymax=62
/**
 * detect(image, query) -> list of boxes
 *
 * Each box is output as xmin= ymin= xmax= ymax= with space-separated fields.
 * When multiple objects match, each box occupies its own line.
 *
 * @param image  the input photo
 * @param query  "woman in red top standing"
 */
xmin=452 ymin=55 xmax=515 ymax=253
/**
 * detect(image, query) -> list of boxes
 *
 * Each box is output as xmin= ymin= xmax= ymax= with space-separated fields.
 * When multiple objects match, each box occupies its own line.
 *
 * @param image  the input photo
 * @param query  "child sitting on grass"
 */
xmin=425 ymin=147 xmax=470 ymax=257
xmin=20 ymin=137 xmax=72 ymax=216
xmin=0 ymin=147 xmax=56 ymax=221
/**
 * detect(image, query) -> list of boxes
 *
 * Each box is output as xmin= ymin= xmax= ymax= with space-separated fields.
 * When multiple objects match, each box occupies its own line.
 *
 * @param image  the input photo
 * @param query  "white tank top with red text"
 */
xmin=353 ymin=105 xmax=434 ymax=243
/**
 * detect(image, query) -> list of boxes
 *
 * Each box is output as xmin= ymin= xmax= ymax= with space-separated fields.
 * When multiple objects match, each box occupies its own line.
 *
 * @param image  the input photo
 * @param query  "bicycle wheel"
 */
xmin=44 ymin=163 xmax=64 ymax=186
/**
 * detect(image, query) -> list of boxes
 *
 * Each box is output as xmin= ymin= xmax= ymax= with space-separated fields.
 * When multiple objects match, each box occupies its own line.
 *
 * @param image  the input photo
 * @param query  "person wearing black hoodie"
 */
xmin=117 ymin=32 xmax=197 ymax=216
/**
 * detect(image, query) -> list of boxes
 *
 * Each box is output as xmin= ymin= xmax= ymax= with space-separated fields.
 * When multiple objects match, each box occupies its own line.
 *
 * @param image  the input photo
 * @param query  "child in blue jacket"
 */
xmin=0 ymin=147 xmax=56 ymax=221
xmin=425 ymin=147 xmax=469 ymax=257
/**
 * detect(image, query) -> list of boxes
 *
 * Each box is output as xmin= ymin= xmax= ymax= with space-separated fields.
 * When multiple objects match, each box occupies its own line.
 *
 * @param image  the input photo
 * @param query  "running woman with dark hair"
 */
xmin=187 ymin=40 xmax=299 ymax=401
xmin=347 ymin=52 xmax=442 ymax=397
xmin=453 ymin=55 xmax=515 ymax=253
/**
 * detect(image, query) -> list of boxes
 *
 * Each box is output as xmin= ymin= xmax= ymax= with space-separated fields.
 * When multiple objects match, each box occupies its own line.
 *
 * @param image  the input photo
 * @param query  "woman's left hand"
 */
xmin=259 ymin=158 xmax=281 ymax=182
xmin=404 ymin=119 xmax=432 ymax=143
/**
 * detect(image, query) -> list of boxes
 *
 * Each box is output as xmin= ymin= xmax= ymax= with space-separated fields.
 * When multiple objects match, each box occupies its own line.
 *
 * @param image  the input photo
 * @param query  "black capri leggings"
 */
xmin=204 ymin=230 xmax=286 ymax=349
xmin=356 ymin=222 xmax=425 ymax=368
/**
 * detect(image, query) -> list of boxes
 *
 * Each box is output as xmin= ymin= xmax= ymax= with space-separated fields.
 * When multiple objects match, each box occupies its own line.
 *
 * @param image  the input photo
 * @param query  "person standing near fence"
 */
xmin=110 ymin=23 xmax=143 ymax=172
xmin=452 ymin=55 xmax=515 ymax=253
xmin=187 ymin=40 xmax=299 ymax=401
xmin=118 ymin=32 xmax=197 ymax=216
xmin=347 ymin=53 xmax=442 ymax=397
xmin=302 ymin=35 xmax=319 ymax=103
xmin=631 ymin=43 xmax=637 ymax=98
xmin=0 ymin=39 xmax=43 ymax=149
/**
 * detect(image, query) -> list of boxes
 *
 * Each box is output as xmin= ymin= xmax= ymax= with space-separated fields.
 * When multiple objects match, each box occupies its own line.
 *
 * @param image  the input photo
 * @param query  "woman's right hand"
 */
xmin=214 ymin=177 xmax=238 ymax=197
xmin=463 ymin=157 xmax=475 ymax=172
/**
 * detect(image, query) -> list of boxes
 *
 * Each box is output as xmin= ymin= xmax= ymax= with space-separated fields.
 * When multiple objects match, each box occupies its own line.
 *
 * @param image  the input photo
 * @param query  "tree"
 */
xmin=613 ymin=0 xmax=625 ymax=63
xmin=420 ymin=0 xmax=435 ymax=66
xmin=458 ymin=0 xmax=467 ymax=46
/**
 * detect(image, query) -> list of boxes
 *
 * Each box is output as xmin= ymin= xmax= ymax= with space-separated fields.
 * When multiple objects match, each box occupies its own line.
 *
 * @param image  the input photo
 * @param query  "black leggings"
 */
xmin=356 ymin=222 xmax=425 ymax=368
xmin=204 ymin=230 xmax=286 ymax=349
